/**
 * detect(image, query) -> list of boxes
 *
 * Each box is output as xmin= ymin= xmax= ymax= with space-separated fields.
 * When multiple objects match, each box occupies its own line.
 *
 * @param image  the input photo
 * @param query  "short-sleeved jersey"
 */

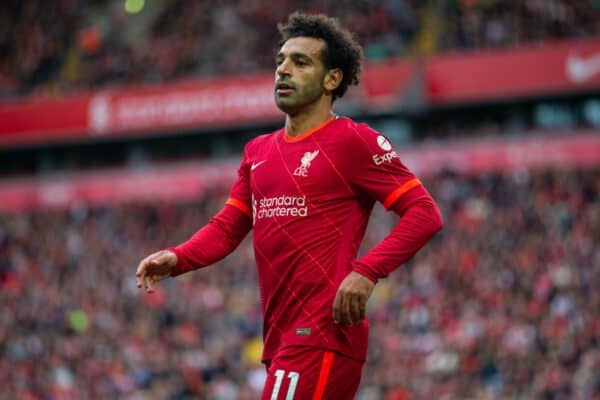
xmin=226 ymin=116 xmax=421 ymax=363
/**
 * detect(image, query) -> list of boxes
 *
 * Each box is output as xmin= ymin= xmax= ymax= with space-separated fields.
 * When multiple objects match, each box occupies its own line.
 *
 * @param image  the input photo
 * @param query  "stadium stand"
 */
xmin=0 ymin=166 xmax=598 ymax=399
xmin=0 ymin=0 xmax=598 ymax=98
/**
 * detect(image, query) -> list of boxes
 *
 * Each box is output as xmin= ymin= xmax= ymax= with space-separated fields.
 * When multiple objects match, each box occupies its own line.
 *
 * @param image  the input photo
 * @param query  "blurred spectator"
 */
xmin=0 ymin=166 xmax=598 ymax=399
xmin=0 ymin=0 xmax=598 ymax=98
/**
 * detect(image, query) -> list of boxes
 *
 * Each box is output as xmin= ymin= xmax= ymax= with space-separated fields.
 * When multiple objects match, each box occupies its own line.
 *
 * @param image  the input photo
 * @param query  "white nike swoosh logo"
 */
xmin=251 ymin=160 xmax=267 ymax=171
xmin=566 ymin=52 xmax=600 ymax=83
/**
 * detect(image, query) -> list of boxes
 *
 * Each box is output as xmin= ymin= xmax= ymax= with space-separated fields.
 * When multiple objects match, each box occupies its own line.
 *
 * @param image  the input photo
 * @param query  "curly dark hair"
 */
xmin=278 ymin=12 xmax=363 ymax=102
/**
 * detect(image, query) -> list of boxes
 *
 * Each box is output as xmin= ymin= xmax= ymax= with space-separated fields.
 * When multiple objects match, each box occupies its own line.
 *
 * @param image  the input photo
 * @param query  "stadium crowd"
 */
xmin=1 ymin=166 xmax=598 ymax=399
xmin=1 ymin=0 xmax=598 ymax=98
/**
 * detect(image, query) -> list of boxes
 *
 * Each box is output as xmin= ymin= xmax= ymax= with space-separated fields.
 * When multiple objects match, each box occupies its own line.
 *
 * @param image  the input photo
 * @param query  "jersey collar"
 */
xmin=283 ymin=116 xmax=338 ymax=143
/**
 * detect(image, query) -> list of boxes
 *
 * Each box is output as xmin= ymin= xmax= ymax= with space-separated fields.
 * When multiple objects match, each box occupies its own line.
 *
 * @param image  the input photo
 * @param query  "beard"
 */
xmin=274 ymin=79 xmax=325 ymax=115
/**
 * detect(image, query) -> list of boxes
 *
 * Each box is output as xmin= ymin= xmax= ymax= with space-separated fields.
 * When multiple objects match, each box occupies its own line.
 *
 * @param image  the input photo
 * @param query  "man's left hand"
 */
xmin=332 ymin=271 xmax=375 ymax=326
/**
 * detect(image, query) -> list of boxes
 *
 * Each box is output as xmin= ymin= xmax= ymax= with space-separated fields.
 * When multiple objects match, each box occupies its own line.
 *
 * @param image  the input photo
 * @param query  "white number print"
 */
xmin=270 ymin=369 xmax=300 ymax=400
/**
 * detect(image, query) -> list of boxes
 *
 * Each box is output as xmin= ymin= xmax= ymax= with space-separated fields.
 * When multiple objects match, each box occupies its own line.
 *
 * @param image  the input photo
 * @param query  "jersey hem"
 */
xmin=262 ymin=343 xmax=367 ymax=365
xmin=351 ymin=262 xmax=379 ymax=283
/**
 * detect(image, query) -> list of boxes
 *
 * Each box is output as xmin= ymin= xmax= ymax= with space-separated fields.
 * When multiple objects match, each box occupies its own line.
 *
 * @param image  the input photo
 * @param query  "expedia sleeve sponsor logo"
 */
xmin=254 ymin=195 xmax=308 ymax=219
xmin=372 ymin=135 xmax=400 ymax=165
xmin=377 ymin=135 xmax=392 ymax=151
xmin=372 ymin=151 xmax=399 ymax=165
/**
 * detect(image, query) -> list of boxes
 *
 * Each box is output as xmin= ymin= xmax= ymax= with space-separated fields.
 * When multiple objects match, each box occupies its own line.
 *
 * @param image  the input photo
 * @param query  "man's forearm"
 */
xmin=352 ymin=195 xmax=443 ymax=283
xmin=169 ymin=205 xmax=252 ymax=276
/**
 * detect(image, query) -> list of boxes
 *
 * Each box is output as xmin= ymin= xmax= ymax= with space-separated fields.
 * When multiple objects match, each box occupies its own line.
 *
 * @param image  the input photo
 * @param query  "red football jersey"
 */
xmin=226 ymin=116 xmax=422 ymax=363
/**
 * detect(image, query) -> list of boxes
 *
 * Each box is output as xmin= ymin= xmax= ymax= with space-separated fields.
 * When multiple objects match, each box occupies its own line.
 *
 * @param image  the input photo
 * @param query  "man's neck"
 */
xmin=285 ymin=104 xmax=335 ymax=137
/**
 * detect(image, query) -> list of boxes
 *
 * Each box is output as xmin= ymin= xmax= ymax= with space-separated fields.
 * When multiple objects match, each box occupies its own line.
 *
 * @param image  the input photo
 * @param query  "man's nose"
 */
xmin=276 ymin=58 xmax=291 ymax=77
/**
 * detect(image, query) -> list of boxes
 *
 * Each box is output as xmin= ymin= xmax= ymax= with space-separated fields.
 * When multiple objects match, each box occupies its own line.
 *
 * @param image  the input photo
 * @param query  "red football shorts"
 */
xmin=261 ymin=346 xmax=364 ymax=400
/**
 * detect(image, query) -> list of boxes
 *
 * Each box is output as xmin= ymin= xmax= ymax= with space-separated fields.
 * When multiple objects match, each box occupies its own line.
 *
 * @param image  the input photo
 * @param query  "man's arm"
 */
xmin=351 ymin=193 xmax=443 ymax=283
xmin=333 ymin=189 xmax=443 ymax=325
xmin=169 ymin=204 xmax=252 ymax=276
xmin=137 ymin=137 xmax=254 ymax=293
xmin=333 ymin=124 xmax=444 ymax=325
xmin=136 ymin=204 xmax=252 ymax=292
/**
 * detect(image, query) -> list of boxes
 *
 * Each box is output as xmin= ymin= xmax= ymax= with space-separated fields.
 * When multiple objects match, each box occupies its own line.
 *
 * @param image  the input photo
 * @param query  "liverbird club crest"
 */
xmin=293 ymin=150 xmax=319 ymax=177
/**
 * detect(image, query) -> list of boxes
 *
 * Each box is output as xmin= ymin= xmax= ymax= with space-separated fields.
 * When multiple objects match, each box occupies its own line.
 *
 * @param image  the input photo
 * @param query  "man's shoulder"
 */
xmin=244 ymin=128 xmax=283 ymax=153
xmin=331 ymin=117 xmax=379 ymax=139
xmin=328 ymin=117 xmax=384 ymax=151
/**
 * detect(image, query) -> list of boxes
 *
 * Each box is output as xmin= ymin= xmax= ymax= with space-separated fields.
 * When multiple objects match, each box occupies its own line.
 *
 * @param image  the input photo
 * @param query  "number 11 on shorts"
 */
xmin=270 ymin=369 xmax=299 ymax=400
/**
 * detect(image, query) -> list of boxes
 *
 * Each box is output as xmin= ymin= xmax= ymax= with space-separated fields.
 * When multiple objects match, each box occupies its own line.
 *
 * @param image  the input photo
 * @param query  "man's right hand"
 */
xmin=136 ymin=250 xmax=177 ymax=293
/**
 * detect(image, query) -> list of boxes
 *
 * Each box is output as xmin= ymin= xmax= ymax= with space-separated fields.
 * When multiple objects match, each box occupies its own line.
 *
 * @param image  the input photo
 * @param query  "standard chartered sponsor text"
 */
xmin=255 ymin=195 xmax=308 ymax=219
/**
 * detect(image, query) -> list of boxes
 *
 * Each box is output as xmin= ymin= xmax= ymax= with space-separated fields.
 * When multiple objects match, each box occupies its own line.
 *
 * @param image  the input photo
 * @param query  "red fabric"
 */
xmin=261 ymin=347 xmax=362 ymax=400
xmin=352 ymin=190 xmax=444 ymax=284
xmin=169 ymin=205 xmax=251 ymax=276
xmin=226 ymin=117 xmax=439 ymax=363
xmin=168 ymin=117 xmax=441 ymax=365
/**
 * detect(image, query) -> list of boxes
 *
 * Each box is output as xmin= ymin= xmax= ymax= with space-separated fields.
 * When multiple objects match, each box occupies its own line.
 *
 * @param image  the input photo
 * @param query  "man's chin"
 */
xmin=275 ymin=97 xmax=299 ymax=114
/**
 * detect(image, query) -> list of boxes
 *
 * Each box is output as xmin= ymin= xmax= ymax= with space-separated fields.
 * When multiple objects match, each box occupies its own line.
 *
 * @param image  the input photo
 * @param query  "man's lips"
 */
xmin=276 ymin=82 xmax=295 ymax=94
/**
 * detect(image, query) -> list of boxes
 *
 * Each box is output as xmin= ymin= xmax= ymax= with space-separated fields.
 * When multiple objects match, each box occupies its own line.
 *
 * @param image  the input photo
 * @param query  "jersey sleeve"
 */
xmin=225 ymin=144 xmax=253 ymax=219
xmin=168 ymin=144 xmax=255 ymax=276
xmin=347 ymin=123 xmax=427 ymax=212
xmin=169 ymin=204 xmax=252 ymax=276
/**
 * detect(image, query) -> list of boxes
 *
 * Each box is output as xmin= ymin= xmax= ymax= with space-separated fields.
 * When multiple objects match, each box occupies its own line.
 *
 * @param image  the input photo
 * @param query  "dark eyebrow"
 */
xmin=275 ymin=51 xmax=314 ymax=63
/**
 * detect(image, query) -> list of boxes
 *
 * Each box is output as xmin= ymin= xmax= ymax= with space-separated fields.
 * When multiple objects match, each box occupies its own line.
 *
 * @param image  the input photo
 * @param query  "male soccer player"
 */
xmin=136 ymin=12 xmax=443 ymax=399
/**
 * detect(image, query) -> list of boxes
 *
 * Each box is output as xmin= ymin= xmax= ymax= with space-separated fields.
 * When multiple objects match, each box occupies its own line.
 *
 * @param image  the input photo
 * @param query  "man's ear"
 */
xmin=324 ymin=68 xmax=343 ymax=93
